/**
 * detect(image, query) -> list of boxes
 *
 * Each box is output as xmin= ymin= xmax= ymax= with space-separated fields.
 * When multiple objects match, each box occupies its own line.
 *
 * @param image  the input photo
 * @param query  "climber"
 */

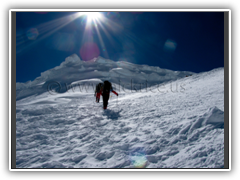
xmin=94 ymin=83 xmax=103 ymax=103
xmin=101 ymin=80 xmax=118 ymax=109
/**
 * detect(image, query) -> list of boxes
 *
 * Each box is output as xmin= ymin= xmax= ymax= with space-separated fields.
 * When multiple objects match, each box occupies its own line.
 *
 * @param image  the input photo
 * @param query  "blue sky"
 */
xmin=16 ymin=11 xmax=224 ymax=83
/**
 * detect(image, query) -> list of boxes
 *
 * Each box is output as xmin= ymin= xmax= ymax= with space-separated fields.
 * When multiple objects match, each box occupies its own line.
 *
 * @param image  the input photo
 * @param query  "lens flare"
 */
xmin=35 ymin=12 xmax=48 ymax=14
xmin=46 ymin=32 xmax=75 ymax=52
xmin=17 ymin=13 xmax=82 ymax=54
xmin=80 ymin=42 xmax=100 ymax=61
xmin=131 ymin=12 xmax=144 ymax=15
xmin=26 ymin=28 xmax=39 ymax=40
xmin=107 ymin=12 xmax=120 ymax=19
xmin=129 ymin=148 xmax=148 ymax=168
xmin=130 ymin=153 xmax=147 ymax=168
xmin=163 ymin=39 xmax=177 ymax=52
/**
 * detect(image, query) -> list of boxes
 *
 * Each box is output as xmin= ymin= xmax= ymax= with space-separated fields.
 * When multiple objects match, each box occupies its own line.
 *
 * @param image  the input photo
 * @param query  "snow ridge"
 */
xmin=16 ymin=54 xmax=193 ymax=100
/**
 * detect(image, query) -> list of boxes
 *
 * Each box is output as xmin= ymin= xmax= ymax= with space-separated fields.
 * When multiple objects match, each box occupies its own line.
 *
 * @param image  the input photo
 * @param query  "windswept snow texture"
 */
xmin=16 ymin=63 xmax=224 ymax=168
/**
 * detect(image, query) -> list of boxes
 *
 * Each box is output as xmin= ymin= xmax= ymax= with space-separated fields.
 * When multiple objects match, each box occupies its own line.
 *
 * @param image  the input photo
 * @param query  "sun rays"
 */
xmin=16 ymin=13 xmax=82 ymax=54
xmin=16 ymin=11 xmax=144 ymax=64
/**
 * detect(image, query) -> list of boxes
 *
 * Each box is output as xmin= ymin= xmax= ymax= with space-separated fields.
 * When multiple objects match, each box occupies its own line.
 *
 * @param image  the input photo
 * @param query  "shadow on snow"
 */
xmin=103 ymin=109 xmax=122 ymax=120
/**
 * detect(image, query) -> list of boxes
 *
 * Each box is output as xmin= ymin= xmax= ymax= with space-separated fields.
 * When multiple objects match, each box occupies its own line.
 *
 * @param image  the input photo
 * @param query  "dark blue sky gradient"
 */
xmin=16 ymin=11 xmax=224 ymax=83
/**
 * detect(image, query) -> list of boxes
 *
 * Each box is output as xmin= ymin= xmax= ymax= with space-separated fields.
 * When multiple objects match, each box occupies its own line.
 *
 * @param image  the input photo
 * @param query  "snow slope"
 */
xmin=15 ymin=55 xmax=224 ymax=169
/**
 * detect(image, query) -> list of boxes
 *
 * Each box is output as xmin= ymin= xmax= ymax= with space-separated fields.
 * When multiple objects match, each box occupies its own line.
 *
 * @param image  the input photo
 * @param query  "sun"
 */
xmin=76 ymin=11 xmax=110 ymax=60
xmin=80 ymin=12 xmax=102 ymax=22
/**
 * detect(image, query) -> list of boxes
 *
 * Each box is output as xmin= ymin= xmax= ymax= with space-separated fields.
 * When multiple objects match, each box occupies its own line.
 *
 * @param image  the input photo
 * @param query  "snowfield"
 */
xmin=15 ymin=55 xmax=224 ymax=169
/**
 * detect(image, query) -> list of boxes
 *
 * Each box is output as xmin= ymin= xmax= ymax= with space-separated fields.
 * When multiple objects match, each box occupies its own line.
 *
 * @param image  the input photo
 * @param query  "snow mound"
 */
xmin=203 ymin=107 xmax=224 ymax=128
xmin=190 ymin=107 xmax=224 ymax=133
xmin=59 ymin=53 xmax=82 ymax=67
